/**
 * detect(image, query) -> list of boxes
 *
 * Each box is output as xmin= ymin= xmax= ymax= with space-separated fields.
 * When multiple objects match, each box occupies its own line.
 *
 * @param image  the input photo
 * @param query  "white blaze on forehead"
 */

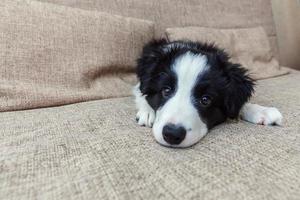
xmin=172 ymin=52 xmax=209 ymax=94
xmin=152 ymin=51 xmax=209 ymax=147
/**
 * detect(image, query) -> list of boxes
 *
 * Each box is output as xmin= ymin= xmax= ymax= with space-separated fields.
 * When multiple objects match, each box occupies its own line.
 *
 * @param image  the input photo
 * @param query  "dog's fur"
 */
xmin=134 ymin=39 xmax=282 ymax=148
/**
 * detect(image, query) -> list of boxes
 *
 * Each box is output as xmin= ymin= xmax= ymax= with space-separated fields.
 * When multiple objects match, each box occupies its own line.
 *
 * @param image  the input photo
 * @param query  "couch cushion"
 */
xmin=0 ymin=71 xmax=299 ymax=200
xmin=272 ymin=0 xmax=300 ymax=70
xmin=0 ymin=0 xmax=154 ymax=112
xmin=38 ymin=0 xmax=280 ymax=59
xmin=165 ymin=26 xmax=289 ymax=80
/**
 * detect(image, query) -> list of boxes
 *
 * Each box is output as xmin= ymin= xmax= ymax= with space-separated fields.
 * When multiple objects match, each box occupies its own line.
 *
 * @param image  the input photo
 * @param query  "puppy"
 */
xmin=134 ymin=39 xmax=282 ymax=148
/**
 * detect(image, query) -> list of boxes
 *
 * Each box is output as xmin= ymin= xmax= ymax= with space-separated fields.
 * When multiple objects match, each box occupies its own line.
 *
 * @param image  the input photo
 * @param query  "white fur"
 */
xmin=133 ymin=84 xmax=156 ymax=127
xmin=240 ymin=103 xmax=283 ymax=125
xmin=153 ymin=52 xmax=209 ymax=147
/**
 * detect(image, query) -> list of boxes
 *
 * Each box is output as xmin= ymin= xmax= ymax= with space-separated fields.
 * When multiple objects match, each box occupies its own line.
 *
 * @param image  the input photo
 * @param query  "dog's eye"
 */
xmin=161 ymin=86 xmax=172 ymax=98
xmin=200 ymin=95 xmax=212 ymax=106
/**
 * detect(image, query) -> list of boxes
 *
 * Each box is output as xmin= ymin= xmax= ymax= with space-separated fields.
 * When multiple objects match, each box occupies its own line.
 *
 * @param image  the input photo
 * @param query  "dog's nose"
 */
xmin=162 ymin=124 xmax=186 ymax=145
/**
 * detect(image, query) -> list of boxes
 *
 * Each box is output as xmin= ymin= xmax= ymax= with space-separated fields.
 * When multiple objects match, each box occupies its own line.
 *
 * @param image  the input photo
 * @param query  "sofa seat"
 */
xmin=1 ymin=71 xmax=300 ymax=200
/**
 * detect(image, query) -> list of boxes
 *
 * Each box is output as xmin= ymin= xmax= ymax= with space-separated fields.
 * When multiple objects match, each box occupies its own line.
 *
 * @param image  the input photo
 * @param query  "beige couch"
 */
xmin=1 ymin=1 xmax=300 ymax=200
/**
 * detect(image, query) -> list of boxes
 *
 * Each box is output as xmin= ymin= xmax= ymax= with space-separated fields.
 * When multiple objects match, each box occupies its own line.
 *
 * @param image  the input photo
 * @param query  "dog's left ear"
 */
xmin=223 ymin=62 xmax=255 ymax=118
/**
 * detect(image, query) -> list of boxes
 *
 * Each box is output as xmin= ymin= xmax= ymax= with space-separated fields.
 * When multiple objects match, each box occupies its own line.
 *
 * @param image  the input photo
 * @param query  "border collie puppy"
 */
xmin=134 ymin=39 xmax=282 ymax=148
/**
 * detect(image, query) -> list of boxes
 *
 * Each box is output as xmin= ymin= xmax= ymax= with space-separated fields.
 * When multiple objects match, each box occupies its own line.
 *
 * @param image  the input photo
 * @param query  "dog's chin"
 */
xmin=152 ymin=122 xmax=208 ymax=148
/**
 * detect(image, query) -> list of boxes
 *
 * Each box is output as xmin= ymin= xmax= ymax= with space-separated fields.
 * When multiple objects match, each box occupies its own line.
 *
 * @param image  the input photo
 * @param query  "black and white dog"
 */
xmin=134 ymin=39 xmax=282 ymax=148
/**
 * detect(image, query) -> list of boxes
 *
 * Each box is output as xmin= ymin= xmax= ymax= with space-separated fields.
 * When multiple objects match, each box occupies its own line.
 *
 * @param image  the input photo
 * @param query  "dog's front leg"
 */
xmin=133 ymin=83 xmax=156 ymax=127
xmin=240 ymin=103 xmax=283 ymax=125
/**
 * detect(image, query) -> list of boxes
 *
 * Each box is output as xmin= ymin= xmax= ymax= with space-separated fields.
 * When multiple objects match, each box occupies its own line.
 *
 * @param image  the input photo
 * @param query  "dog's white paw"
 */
xmin=136 ymin=108 xmax=156 ymax=127
xmin=250 ymin=107 xmax=283 ymax=126
xmin=240 ymin=103 xmax=283 ymax=126
xmin=133 ymin=83 xmax=156 ymax=128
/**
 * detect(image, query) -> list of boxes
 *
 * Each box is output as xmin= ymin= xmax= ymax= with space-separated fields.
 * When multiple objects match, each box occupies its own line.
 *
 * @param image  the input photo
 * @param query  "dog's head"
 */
xmin=137 ymin=39 xmax=254 ymax=147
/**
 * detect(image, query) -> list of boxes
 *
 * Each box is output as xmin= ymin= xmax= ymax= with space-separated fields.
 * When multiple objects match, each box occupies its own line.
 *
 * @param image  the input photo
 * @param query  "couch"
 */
xmin=1 ymin=1 xmax=299 ymax=200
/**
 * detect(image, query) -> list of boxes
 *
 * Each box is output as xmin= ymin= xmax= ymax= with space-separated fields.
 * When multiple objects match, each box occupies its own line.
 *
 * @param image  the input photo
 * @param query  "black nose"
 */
xmin=162 ymin=124 xmax=186 ymax=145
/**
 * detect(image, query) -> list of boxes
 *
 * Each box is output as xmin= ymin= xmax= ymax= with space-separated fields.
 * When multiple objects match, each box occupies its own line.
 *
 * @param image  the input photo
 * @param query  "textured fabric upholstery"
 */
xmin=0 ymin=71 xmax=300 ymax=200
xmin=0 ymin=0 xmax=153 ymax=112
xmin=39 ymin=0 xmax=280 ymax=58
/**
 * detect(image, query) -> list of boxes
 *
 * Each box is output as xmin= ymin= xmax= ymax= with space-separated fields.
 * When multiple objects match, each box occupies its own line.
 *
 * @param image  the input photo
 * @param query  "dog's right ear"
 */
xmin=136 ymin=39 xmax=168 ymax=94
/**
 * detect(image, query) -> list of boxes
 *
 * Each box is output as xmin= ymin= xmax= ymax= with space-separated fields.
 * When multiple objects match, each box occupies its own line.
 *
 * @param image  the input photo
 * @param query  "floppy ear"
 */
xmin=223 ymin=62 xmax=255 ymax=118
xmin=136 ymin=39 xmax=168 ymax=94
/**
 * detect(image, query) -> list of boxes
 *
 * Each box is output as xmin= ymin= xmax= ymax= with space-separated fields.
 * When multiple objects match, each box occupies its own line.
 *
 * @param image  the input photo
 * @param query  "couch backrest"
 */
xmin=39 ymin=0 xmax=278 ymax=58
